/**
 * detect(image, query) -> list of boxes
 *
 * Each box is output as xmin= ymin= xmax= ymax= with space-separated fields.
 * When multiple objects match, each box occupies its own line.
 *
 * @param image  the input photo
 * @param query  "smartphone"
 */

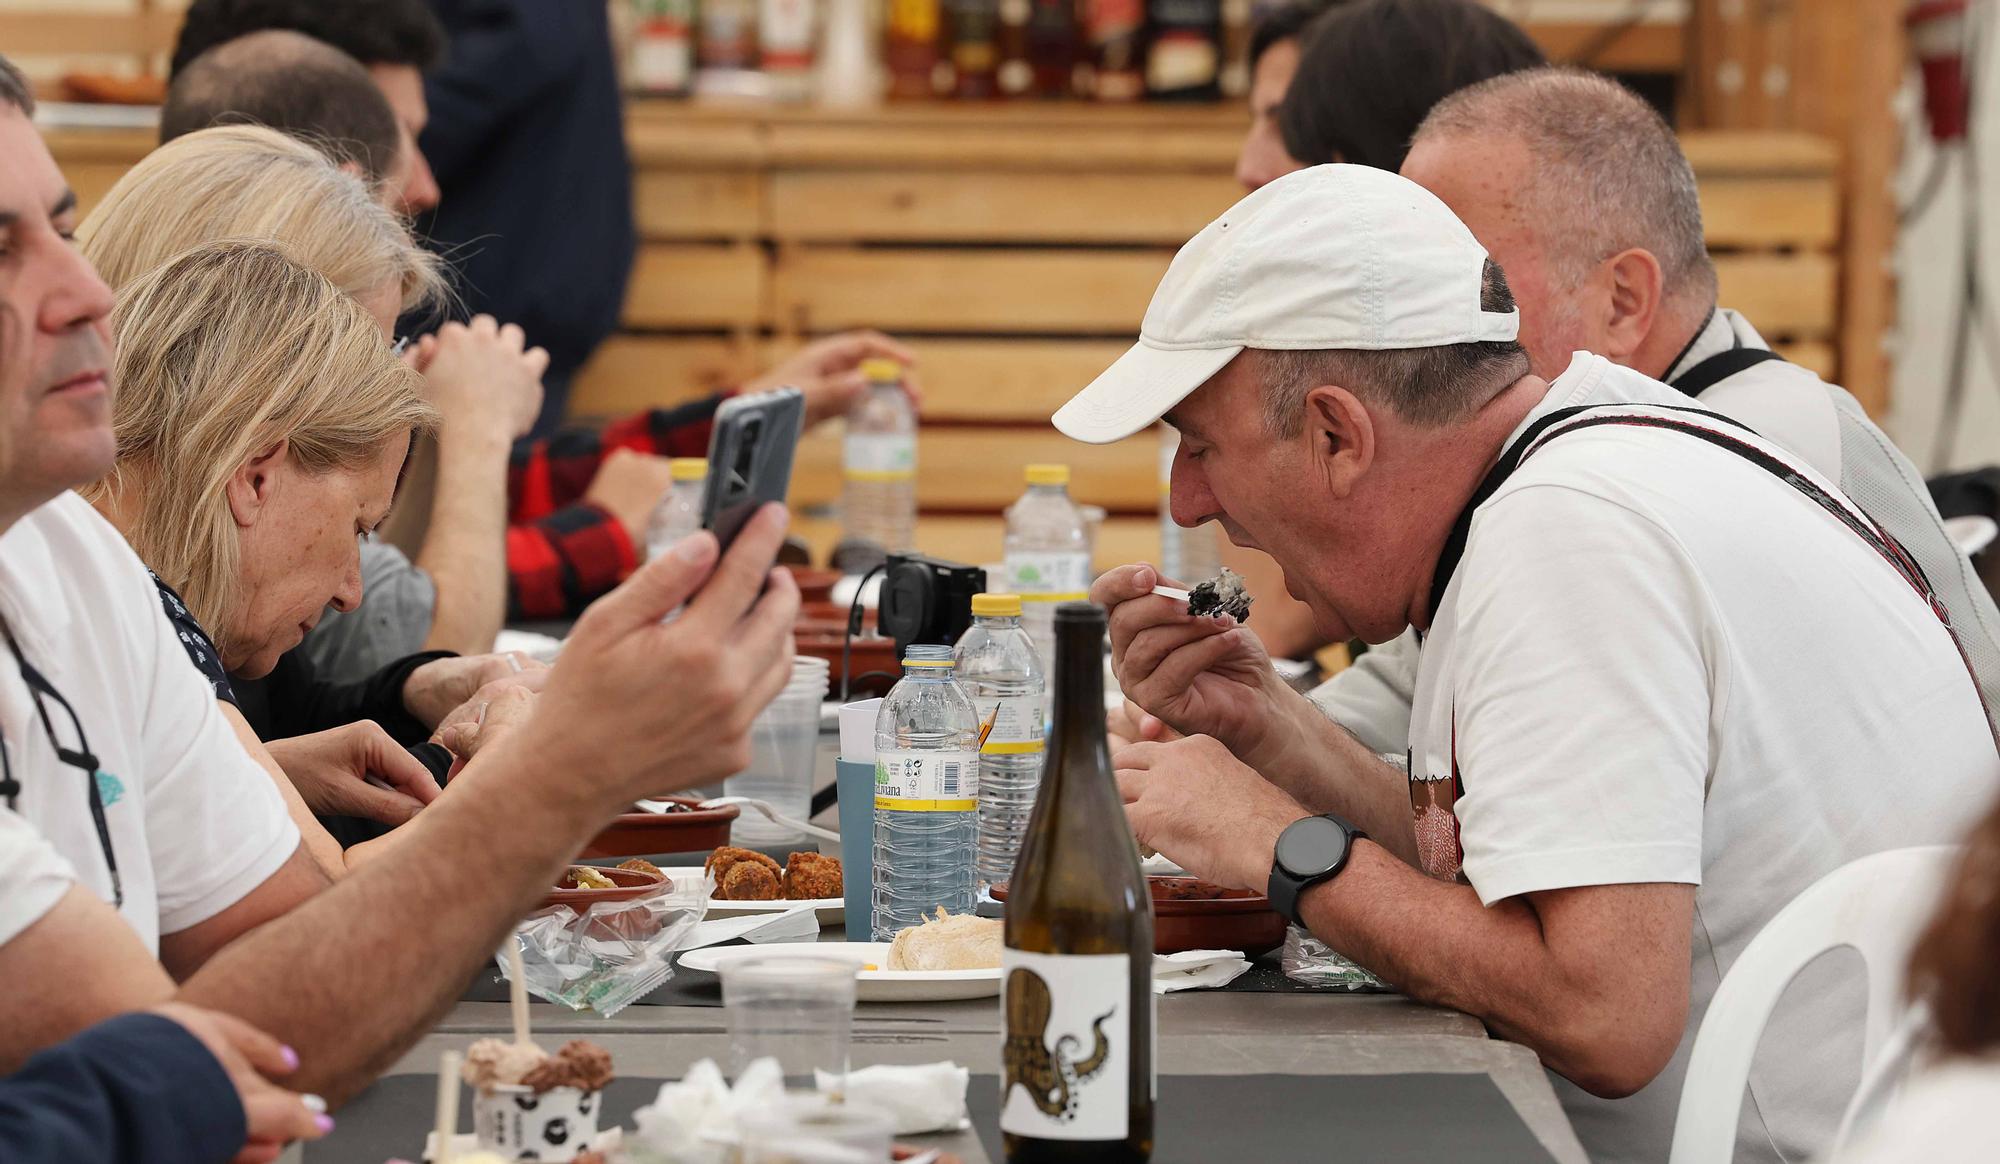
xmin=701 ymin=386 xmax=805 ymax=554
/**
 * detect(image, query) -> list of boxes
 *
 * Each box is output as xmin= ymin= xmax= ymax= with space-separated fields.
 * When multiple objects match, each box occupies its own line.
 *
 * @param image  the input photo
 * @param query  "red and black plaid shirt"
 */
xmin=506 ymin=395 xmax=726 ymax=619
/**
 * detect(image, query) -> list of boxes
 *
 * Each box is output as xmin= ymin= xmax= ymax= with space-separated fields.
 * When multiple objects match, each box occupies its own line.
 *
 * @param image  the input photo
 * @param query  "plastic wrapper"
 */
xmin=500 ymin=877 xmax=709 ymax=1017
xmin=1281 ymin=925 xmax=1390 ymax=991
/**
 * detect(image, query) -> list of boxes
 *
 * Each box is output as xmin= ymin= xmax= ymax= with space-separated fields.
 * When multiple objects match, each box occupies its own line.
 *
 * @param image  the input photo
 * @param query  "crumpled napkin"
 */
xmin=1153 ymin=949 xmax=1253 ymax=993
xmin=813 ymin=1062 xmax=970 ymax=1134
xmin=624 ymin=1058 xmax=786 ymax=1164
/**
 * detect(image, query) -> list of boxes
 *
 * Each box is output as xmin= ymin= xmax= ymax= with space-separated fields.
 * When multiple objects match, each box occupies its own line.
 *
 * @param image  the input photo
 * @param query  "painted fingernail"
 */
xmin=314 ymin=1114 xmax=335 ymax=1134
xmin=301 ymin=1093 xmax=326 ymax=1115
xmin=279 ymin=1044 xmax=300 ymax=1072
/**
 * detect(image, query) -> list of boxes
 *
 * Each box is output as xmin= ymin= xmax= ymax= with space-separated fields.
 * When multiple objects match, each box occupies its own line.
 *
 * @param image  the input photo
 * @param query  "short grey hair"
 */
xmin=0 ymin=54 xmax=34 ymax=114
xmin=1414 ymin=67 xmax=1718 ymax=305
xmin=1258 ymin=259 xmax=1532 ymax=432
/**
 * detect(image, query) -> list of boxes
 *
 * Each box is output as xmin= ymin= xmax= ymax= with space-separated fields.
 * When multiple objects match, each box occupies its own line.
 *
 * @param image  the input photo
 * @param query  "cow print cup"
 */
xmin=472 ymin=1084 xmax=602 ymax=1159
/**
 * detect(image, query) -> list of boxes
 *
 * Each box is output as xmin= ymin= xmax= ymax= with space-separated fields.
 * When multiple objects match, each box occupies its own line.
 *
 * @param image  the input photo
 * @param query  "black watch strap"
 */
xmin=1268 ymin=814 xmax=1364 ymax=927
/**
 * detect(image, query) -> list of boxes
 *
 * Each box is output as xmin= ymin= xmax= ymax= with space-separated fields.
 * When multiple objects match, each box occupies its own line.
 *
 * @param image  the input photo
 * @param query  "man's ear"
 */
xmin=224 ymin=439 xmax=289 ymax=531
xmin=1600 ymin=248 xmax=1665 ymax=363
xmin=1303 ymin=383 xmax=1375 ymax=499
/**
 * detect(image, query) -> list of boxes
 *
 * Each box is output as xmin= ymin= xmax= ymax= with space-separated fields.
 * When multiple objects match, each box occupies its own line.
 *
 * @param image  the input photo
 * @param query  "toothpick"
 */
xmin=1151 ymin=584 xmax=1191 ymax=602
xmin=434 ymin=1050 xmax=461 ymax=1164
xmin=508 ymin=939 xmax=530 ymax=1047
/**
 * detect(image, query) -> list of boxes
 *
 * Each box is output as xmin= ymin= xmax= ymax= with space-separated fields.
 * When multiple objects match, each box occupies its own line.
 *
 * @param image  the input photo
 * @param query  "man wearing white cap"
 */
xmin=1067 ymin=163 xmax=1996 ymax=1164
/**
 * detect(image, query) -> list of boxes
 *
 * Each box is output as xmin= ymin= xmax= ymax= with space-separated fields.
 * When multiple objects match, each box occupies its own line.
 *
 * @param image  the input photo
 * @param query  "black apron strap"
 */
xmin=1669 ymin=347 xmax=1787 ymax=398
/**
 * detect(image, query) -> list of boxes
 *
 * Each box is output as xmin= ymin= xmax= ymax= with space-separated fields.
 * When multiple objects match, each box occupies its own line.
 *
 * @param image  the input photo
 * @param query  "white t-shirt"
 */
xmin=1312 ymin=309 xmax=2000 ymax=750
xmin=1836 ymin=1056 xmax=2000 ymax=1164
xmin=0 ymin=493 xmax=299 ymax=953
xmin=1406 ymin=355 xmax=1995 ymax=1164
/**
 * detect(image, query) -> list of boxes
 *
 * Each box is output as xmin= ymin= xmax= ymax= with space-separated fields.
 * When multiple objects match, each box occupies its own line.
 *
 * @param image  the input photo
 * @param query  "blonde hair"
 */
xmin=83 ymin=241 xmax=437 ymax=648
xmin=78 ymin=123 xmax=444 ymax=314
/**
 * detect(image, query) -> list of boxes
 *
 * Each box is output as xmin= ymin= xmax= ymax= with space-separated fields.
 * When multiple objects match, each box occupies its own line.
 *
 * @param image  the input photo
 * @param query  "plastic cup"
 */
xmin=737 ymin=1093 xmax=895 ymax=1164
xmin=728 ymin=658 xmax=830 ymax=845
xmin=720 ymin=955 xmax=860 ymax=1092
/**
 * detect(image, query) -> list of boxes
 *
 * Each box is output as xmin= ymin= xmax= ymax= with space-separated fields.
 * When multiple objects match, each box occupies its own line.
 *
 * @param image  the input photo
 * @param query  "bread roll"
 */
xmin=886 ymin=908 xmax=1003 ymax=971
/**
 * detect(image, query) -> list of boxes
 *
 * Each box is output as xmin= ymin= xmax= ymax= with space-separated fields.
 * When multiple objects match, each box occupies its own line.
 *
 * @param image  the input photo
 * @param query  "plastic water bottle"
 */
xmin=872 ymin=644 xmax=981 ymax=939
xmin=644 ymin=457 xmax=707 ymax=561
xmin=953 ymin=594 xmax=1046 ymax=890
xmin=1003 ymin=464 xmax=1092 ymax=677
xmin=842 ymin=359 xmax=917 ymax=557
xmin=1158 ymin=426 xmax=1221 ymax=584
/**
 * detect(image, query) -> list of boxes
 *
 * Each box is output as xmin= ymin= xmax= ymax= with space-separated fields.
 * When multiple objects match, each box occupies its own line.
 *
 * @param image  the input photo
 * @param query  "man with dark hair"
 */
xmin=172 ymin=0 xmax=444 ymax=214
xmin=1236 ymin=1 xmax=1336 ymax=191
xmin=161 ymin=30 xmax=402 ymax=192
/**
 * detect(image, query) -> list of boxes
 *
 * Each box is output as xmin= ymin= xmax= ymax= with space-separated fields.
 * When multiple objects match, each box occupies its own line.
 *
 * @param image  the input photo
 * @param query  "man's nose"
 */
xmin=1168 ymin=456 xmax=1221 ymax=529
xmin=40 ymin=239 xmax=115 ymax=337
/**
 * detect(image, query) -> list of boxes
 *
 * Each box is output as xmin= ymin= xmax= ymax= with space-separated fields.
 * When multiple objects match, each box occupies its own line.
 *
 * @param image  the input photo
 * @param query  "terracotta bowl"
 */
xmin=579 ymin=797 xmax=738 ymax=859
xmin=795 ymin=620 xmax=900 ymax=698
xmin=992 ymin=875 xmax=1288 ymax=958
xmin=541 ymin=863 xmax=668 ymax=911
xmin=781 ymin=566 xmax=844 ymax=606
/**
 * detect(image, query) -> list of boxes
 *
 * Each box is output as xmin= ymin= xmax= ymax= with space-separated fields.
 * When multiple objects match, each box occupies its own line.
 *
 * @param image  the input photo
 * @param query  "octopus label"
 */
xmin=1000 ymin=950 xmax=1130 ymax=1140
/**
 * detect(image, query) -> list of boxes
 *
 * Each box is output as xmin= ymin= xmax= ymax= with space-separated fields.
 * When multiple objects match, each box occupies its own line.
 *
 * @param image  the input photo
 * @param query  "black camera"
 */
xmin=877 ymin=553 xmax=988 ymax=658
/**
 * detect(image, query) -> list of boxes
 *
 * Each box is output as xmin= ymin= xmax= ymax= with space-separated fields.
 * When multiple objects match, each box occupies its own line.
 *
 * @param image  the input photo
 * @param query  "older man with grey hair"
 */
xmin=1304 ymin=65 xmax=2000 ymax=758
xmin=1066 ymin=161 xmax=1994 ymax=1164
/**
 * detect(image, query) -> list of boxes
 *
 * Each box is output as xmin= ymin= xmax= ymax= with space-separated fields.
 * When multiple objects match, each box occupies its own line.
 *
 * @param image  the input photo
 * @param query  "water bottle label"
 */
xmin=1004 ymin=551 xmax=1091 ymax=603
xmin=874 ymin=750 xmax=979 ymax=811
xmin=843 ymin=433 xmax=916 ymax=481
xmin=1000 ymin=949 xmax=1138 ymax=1139
xmin=976 ymin=695 xmax=1045 ymax=754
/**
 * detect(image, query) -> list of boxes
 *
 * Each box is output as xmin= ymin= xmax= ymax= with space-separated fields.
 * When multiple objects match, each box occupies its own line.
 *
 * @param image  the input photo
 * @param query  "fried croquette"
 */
xmin=783 ymin=851 xmax=843 ymax=900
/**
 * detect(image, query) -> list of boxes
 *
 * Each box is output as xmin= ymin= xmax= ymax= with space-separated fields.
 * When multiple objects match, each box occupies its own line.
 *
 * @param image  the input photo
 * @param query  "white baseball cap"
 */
xmin=1052 ymin=164 xmax=1521 ymax=444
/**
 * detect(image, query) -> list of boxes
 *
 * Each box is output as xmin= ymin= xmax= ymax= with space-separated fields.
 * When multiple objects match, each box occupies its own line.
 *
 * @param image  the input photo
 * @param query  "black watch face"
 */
xmin=1276 ymin=815 xmax=1348 ymax=879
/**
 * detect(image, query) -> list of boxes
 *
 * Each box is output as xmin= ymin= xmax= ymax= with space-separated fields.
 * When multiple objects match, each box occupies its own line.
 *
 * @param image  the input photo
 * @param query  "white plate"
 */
xmin=661 ymin=867 xmax=845 ymax=926
xmin=677 ymin=941 xmax=1001 ymax=1002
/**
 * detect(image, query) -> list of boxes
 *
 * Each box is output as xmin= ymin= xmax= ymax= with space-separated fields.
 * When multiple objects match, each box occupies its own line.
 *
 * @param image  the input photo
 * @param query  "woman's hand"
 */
xmin=401 ymin=652 xmax=547 ymax=730
xmin=747 ymin=331 xmax=923 ymax=428
xmin=265 ymin=723 xmax=442 ymax=826
xmin=415 ymin=315 xmax=548 ymax=442
xmin=431 ymin=682 xmax=537 ymax=765
xmin=148 ymin=1002 xmax=330 ymax=1164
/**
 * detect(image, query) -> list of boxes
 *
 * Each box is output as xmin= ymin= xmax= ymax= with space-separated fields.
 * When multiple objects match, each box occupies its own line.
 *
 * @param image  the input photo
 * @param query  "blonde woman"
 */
xmin=80 ymin=123 xmax=544 ymax=676
xmin=82 ymin=241 xmax=469 ymax=875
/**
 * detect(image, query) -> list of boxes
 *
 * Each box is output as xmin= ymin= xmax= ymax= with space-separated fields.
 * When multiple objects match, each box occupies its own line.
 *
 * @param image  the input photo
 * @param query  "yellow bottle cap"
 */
xmin=971 ymin=593 xmax=1023 ymax=617
xmin=1024 ymin=463 xmax=1070 ymax=486
xmin=670 ymin=458 xmax=707 ymax=482
xmin=860 ymin=358 xmax=904 ymax=383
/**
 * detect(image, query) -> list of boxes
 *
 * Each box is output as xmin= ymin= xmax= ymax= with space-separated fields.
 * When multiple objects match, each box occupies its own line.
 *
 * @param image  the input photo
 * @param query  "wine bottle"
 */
xmin=1001 ymin=602 xmax=1154 ymax=1163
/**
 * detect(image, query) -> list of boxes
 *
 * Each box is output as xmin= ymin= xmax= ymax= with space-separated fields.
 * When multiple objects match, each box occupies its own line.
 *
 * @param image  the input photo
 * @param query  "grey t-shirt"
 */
xmin=298 ymin=537 xmax=436 ymax=683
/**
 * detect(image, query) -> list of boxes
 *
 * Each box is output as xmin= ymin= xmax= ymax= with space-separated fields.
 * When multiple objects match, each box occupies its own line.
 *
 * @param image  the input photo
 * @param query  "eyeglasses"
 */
xmin=0 ymin=617 xmax=120 ymax=908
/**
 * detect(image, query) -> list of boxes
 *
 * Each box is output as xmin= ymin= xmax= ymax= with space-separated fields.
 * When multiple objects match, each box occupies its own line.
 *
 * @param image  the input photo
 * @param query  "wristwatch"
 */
xmin=1268 ymin=814 xmax=1365 ymax=927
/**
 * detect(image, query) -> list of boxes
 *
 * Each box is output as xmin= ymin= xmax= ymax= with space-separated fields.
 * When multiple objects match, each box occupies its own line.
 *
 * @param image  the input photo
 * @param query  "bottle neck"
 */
xmin=902 ymin=662 xmax=955 ymax=680
xmin=1047 ymin=618 xmax=1105 ymax=753
xmin=974 ymin=614 xmax=1022 ymax=630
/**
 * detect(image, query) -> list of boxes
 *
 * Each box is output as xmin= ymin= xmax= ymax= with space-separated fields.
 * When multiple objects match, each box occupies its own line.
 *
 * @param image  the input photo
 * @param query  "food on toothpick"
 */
xmin=707 ymin=846 xmax=784 ymax=900
xmin=520 ymin=1040 xmax=616 ymax=1094
xmin=460 ymin=1037 xmax=549 ymax=1091
xmin=783 ymin=851 xmax=844 ymax=900
xmin=1186 ymin=566 xmax=1252 ymax=623
xmin=888 ymin=908 xmax=1004 ymax=971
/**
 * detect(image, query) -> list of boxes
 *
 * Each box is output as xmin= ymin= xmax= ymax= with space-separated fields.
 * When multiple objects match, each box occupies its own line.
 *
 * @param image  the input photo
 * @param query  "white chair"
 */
xmin=1667 ymin=845 xmax=1957 ymax=1164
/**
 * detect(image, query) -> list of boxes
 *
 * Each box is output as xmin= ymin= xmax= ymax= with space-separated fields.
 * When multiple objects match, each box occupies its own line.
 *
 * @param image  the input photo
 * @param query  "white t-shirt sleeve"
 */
xmin=1309 ymin=629 xmax=1420 ymax=756
xmin=1451 ymin=483 xmax=1714 ymax=906
xmin=129 ymin=575 xmax=300 ymax=935
xmin=0 ymin=801 xmax=78 ymax=946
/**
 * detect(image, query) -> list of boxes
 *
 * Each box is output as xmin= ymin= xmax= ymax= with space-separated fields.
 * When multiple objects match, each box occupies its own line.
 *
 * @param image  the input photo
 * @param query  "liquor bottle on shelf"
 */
xmin=695 ymin=0 xmax=761 ymax=97
xmin=886 ymin=0 xmax=947 ymax=99
xmin=1083 ymin=0 xmax=1146 ymax=102
xmin=629 ymin=0 xmax=695 ymax=97
xmin=999 ymin=0 xmax=1034 ymax=98
xmin=1000 ymin=602 xmax=1154 ymax=1163
xmin=819 ymin=0 xmax=882 ymax=107
xmin=759 ymin=0 xmax=816 ymax=102
xmin=1220 ymin=0 xmax=1253 ymax=98
xmin=945 ymin=0 xmax=1004 ymax=100
xmin=1145 ymin=0 xmax=1222 ymax=101
xmin=1025 ymin=0 xmax=1083 ymax=97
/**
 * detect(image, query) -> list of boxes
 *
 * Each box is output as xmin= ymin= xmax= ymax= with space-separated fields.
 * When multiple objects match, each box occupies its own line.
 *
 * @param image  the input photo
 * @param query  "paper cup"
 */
xmin=471 ymin=1084 xmax=602 ymax=1160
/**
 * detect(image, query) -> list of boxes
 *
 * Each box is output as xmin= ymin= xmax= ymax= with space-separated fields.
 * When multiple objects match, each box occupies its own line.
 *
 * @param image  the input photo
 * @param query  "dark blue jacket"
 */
xmin=2 ymin=1013 xmax=246 ymax=1163
xmin=419 ymin=0 xmax=638 ymax=435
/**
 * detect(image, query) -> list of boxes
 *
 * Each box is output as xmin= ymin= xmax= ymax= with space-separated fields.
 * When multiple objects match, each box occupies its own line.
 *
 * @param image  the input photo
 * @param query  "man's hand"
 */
xmin=1108 ymin=697 xmax=1180 ymax=751
xmin=1115 ymin=736 xmax=1308 ymax=893
xmin=432 ymin=683 xmax=536 ymax=765
xmin=265 ymin=723 xmax=442 ymax=827
xmin=1093 ymin=563 xmax=1293 ymax=763
xmin=518 ymin=503 xmax=800 ymax=807
xmin=583 ymin=448 xmax=677 ymax=547
xmin=401 ymin=652 xmax=547 ymax=730
xmin=414 ymin=316 xmax=548 ymax=442
xmin=747 ymin=331 xmax=922 ymax=429
xmin=149 ymin=1002 xmax=330 ymax=1164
